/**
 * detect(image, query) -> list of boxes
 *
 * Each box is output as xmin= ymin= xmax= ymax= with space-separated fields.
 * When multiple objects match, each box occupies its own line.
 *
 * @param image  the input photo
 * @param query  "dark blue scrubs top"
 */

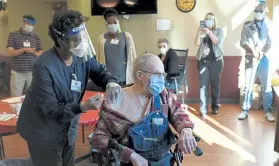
xmin=17 ymin=47 xmax=117 ymax=149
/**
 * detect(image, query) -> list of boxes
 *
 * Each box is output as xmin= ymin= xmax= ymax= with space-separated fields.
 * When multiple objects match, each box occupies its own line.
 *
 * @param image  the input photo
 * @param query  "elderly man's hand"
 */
xmin=106 ymin=82 xmax=122 ymax=104
xmin=178 ymin=128 xmax=197 ymax=154
xmin=130 ymin=152 xmax=148 ymax=166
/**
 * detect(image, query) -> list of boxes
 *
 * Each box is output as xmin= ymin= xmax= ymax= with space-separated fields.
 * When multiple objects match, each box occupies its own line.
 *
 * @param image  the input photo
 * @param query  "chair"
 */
xmin=169 ymin=49 xmax=189 ymax=104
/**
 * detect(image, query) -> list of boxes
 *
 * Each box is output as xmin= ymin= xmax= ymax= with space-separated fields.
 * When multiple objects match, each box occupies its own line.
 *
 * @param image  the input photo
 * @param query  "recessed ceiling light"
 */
xmin=97 ymin=0 xmax=120 ymax=8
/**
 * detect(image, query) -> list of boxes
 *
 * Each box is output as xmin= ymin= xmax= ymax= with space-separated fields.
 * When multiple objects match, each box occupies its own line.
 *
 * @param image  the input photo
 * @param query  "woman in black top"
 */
xmin=194 ymin=13 xmax=225 ymax=117
xmin=157 ymin=38 xmax=180 ymax=92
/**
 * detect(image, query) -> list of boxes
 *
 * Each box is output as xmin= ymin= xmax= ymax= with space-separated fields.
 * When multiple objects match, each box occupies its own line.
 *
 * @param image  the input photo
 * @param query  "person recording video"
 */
xmin=194 ymin=12 xmax=225 ymax=117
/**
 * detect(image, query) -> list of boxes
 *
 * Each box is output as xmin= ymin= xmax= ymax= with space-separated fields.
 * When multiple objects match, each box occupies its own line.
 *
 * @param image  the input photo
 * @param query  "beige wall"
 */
xmin=6 ymin=0 xmax=53 ymax=51
xmin=0 ymin=11 xmax=9 ymax=54
xmin=0 ymin=0 xmax=276 ymax=57
xmin=68 ymin=0 xmax=275 ymax=57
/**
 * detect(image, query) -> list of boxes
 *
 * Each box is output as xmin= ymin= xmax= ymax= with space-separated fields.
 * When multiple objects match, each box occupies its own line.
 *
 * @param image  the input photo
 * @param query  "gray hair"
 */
xmin=157 ymin=38 xmax=169 ymax=45
xmin=133 ymin=53 xmax=159 ymax=79
xmin=255 ymin=2 xmax=268 ymax=12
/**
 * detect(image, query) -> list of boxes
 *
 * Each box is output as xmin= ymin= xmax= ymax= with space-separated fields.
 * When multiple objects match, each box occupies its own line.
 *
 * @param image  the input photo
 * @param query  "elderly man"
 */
xmin=91 ymin=53 xmax=196 ymax=165
xmin=7 ymin=14 xmax=43 ymax=97
xmin=238 ymin=2 xmax=274 ymax=122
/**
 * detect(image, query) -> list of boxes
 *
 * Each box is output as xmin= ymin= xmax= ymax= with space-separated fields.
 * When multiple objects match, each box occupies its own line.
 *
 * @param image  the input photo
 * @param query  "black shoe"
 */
xmin=212 ymin=108 xmax=219 ymax=114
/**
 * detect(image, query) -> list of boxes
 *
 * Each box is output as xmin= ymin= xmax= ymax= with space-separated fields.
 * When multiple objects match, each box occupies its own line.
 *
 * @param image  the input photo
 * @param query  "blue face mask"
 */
xmin=205 ymin=20 xmax=214 ymax=28
xmin=148 ymin=75 xmax=165 ymax=95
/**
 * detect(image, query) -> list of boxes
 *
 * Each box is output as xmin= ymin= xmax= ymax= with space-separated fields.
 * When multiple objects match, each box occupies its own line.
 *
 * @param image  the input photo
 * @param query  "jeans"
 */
xmin=198 ymin=59 xmax=224 ymax=114
xmin=241 ymin=55 xmax=272 ymax=113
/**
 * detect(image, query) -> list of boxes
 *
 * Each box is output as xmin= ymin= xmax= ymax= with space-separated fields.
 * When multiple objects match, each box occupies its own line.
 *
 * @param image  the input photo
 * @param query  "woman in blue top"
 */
xmin=17 ymin=10 xmax=121 ymax=166
xmin=194 ymin=12 xmax=225 ymax=117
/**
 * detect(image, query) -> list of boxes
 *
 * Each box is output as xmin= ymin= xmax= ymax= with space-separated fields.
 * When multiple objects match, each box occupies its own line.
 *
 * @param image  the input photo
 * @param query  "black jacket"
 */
xmin=158 ymin=48 xmax=180 ymax=79
xmin=17 ymin=48 xmax=118 ymax=149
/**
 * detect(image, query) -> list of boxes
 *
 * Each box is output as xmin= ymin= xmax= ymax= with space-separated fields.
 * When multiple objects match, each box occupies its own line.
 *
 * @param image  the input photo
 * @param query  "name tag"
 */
xmin=152 ymin=118 xmax=164 ymax=125
xmin=111 ymin=39 xmax=119 ymax=44
xmin=23 ymin=41 xmax=31 ymax=47
xmin=71 ymin=80 xmax=81 ymax=92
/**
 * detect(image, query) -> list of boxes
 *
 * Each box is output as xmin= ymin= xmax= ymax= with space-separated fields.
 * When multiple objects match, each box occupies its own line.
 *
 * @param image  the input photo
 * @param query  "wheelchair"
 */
xmin=88 ymin=134 xmax=203 ymax=166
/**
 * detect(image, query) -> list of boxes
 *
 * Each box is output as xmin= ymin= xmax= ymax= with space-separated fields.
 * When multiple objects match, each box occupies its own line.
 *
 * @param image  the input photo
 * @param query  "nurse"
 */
xmin=17 ymin=10 xmax=121 ymax=166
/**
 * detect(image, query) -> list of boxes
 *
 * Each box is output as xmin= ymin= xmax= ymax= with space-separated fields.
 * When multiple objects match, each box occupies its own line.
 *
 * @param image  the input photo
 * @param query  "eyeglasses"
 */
xmin=140 ymin=70 xmax=167 ymax=78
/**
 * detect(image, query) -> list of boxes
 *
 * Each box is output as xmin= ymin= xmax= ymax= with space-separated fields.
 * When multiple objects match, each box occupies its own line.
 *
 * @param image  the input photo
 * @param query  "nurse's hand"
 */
xmin=106 ymin=82 xmax=122 ymax=104
xmin=80 ymin=93 xmax=104 ymax=112
xmin=130 ymin=152 xmax=148 ymax=166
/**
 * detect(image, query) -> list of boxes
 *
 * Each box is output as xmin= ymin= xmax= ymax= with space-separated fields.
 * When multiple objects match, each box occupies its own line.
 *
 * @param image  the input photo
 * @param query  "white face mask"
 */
xmin=159 ymin=47 xmax=168 ymax=55
xmin=254 ymin=12 xmax=265 ymax=21
xmin=24 ymin=24 xmax=33 ymax=33
xmin=107 ymin=24 xmax=119 ymax=33
xmin=205 ymin=20 xmax=214 ymax=28
xmin=70 ymin=41 xmax=89 ymax=57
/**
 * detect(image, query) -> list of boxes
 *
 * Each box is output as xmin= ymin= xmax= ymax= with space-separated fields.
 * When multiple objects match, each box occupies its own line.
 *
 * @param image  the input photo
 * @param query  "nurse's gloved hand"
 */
xmin=105 ymin=82 xmax=122 ymax=104
xmin=80 ymin=93 xmax=104 ymax=112
xmin=130 ymin=152 xmax=148 ymax=166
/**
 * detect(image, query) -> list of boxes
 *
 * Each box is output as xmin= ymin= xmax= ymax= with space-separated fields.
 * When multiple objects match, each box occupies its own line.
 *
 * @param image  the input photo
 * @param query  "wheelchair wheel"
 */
xmin=175 ymin=153 xmax=181 ymax=166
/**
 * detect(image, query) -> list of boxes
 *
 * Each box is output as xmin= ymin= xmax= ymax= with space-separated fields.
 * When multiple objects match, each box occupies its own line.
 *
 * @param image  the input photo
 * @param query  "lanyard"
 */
xmin=255 ymin=22 xmax=263 ymax=40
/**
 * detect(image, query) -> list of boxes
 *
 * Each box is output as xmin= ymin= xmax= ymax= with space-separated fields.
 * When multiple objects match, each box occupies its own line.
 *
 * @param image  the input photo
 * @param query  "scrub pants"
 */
xmin=27 ymin=142 xmax=75 ymax=166
xmin=241 ymin=55 xmax=272 ymax=113
xmin=198 ymin=59 xmax=224 ymax=114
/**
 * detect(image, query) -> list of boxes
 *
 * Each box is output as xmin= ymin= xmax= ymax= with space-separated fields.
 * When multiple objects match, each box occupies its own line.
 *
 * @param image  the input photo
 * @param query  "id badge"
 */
xmin=71 ymin=80 xmax=81 ymax=92
xmin=152 ymin=118 xmax=164 ymax=125
xmin=111 ymin=39 xmax=119 ymax=44
xmin=23 ymin=41 xmax=31 ymax=47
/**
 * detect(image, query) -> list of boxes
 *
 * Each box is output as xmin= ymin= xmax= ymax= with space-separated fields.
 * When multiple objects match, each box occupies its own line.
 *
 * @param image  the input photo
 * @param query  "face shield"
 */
xmin=53 ymin=23 xmax=96 ymax=62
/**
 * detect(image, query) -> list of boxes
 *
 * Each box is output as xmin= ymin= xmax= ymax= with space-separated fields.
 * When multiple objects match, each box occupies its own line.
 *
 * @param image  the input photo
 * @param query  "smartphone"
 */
xmin=200 ymin=20 xmax=206 ymax=28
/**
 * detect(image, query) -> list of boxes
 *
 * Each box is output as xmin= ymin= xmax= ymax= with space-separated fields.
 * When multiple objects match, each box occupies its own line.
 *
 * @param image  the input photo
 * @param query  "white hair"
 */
xmin=133 ymin=53 xmax=160 ymax=78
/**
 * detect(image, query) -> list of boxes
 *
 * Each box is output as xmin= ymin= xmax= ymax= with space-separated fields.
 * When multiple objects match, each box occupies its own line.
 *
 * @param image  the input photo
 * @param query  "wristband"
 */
xmin=80 ymin=103 xmax=87 ymax=113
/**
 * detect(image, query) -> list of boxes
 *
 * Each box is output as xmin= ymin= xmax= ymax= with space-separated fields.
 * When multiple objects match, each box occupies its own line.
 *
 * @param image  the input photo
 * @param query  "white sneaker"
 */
xmin=265 ymin=112 xmax=275 ymax=122
xmin=238 ymin=111 xmax=248 ymax=120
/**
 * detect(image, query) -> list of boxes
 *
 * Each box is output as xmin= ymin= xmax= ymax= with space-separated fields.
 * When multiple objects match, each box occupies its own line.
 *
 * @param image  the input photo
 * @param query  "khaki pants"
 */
xmin=10 ymin=70 xmax=32 ymax=97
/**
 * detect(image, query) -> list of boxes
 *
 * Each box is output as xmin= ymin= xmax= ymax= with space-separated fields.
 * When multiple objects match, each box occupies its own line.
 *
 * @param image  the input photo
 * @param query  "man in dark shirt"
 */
xmin=6 ymin=14 xmax=43 ymax=97
xmin=17 ymin=10 xmax=121 ymax=166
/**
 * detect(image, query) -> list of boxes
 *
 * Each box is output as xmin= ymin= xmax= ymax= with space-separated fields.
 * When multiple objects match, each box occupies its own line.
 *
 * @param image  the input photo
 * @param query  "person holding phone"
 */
xmin=194 ymin=12 xmax=225 ymax=117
